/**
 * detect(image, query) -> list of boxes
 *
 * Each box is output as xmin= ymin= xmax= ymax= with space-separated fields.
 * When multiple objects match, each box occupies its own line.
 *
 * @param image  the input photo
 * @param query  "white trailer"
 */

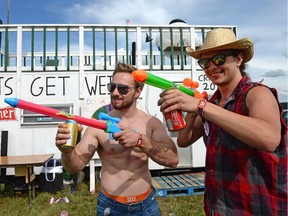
xmin=0 ymin=23 xmax=237 ymax=175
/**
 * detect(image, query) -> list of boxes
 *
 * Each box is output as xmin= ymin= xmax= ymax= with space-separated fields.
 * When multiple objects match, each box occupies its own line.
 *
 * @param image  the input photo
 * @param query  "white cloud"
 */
xmin=59 ymin=0 xmax=168 ymax=24
xmin=2 ymin=0 xmax=287 ymax=100
xmin=52 ymin=0 xmax=288 ymax=102
xmin=263 ymin=69 xmax=286 ymax=77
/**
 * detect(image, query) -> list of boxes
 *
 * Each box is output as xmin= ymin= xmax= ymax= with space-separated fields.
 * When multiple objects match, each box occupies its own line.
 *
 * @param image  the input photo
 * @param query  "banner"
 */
xmin=0 ymin=107 xmax=16 ymax=120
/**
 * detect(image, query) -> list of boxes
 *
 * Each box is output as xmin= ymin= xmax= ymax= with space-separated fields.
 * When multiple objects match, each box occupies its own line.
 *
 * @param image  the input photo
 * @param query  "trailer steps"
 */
xmin=152 ymin=172 xmax=205 ymax=197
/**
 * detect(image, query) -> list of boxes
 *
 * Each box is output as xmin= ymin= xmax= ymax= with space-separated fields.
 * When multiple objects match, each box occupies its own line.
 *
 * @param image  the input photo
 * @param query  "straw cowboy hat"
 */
xmin=186 ymin=28 xmax=254 ymax=63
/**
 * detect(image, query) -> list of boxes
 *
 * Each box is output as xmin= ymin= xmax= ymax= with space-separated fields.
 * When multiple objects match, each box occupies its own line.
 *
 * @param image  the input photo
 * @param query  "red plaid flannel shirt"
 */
xmin=203 ymin=76 xmax=287 ymax=216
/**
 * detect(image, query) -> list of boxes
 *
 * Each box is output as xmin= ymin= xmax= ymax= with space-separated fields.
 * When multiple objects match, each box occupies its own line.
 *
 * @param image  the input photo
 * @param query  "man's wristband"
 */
xmin=197 ymin=99 xmax=207 ymax=118
xmin=135 ymin=133 xmax=142 ymax=147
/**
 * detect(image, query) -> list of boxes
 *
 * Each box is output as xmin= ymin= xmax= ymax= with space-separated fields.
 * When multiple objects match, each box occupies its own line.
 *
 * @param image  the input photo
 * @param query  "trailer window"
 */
xmin=21 ymin=104 xmax=74 ymax=125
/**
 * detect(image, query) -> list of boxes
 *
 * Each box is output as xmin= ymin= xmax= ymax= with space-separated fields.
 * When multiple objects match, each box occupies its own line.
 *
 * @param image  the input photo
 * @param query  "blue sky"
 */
xmin=0 ymin=0 xmax=287 ymax=101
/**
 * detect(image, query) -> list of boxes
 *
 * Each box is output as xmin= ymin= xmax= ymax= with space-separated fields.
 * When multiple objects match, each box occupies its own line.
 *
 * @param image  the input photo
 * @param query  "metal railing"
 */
xmin=0 ymin=24 xmax=236 ymax=72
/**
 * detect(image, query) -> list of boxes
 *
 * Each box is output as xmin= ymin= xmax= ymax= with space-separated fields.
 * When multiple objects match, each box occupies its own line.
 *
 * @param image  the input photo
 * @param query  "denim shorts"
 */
xmin=96 ymin=188 xmax=161 ymax=216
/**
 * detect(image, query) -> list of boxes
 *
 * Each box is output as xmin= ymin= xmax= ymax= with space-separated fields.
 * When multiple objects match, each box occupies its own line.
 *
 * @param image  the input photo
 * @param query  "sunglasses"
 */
xmin=198 ymin=53 xmax=236 ymax=69
xmin=107 ymin=83 xmax=135 ymax=95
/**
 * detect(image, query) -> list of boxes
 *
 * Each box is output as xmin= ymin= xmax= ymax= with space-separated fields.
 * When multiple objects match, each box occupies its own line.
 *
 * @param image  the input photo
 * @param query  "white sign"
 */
xmin=193 ymin=70 xmax=216 ymax=97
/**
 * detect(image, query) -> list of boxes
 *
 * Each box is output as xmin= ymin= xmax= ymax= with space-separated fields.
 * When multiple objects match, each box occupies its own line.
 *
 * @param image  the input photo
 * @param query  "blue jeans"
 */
xmin=96 ymin=188 xmax=161 ymax=216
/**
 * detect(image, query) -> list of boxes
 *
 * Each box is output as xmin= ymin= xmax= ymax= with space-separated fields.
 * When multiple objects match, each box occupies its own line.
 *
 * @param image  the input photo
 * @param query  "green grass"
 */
xmin=0 ymin=182 xmax=204 ymax=216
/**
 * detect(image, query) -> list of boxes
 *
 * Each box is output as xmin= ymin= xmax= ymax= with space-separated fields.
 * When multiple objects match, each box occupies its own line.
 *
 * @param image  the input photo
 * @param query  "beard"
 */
xmin=110 ymin=95 xmax=134 ymax=110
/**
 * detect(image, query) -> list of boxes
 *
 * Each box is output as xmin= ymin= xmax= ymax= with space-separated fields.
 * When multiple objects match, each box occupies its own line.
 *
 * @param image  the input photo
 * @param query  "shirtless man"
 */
xmin=55 ymin=63 xmax=179 ymax=216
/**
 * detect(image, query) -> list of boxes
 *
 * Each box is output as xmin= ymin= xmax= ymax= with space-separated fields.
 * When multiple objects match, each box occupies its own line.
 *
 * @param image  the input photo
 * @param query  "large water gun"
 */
xmin=4 ymin=98 xmax=121 ymax=134
xmin=132 ymin=70 xmax=208 ymax=99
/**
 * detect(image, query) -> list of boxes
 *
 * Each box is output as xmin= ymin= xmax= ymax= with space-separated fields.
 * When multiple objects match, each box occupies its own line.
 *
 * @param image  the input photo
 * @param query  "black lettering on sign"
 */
xmin=198 ymin=74 xmax=210 ymax=82
xmin=30 ymin=76 xmax=70 ymax=97
xmin=31 ymin=77 xmax=44 ymax=96
xmin=85 ymin=75 xmax=112 ymax=96
xmin=85 ymin=76 xmax=98 ymax=95
xmin=203 ymin=83 xmax=216 ymax=91
xmin=58 ymin=76 xmax=69 ymax=95
xmin=197 ymin=74 xmax=216 ymax=91
xmin=46 ymin=77 xmax=56 ymax=96
xmin=99 ymin=75 xmax=108 ymax=95
xmin=0 ymin=76 xmax=13 ymax=96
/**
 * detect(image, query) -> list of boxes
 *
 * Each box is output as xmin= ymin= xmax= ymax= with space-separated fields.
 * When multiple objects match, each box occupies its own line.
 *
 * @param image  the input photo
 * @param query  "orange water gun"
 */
xmin=182 ymin=78 xmax=208 ymax=99
xmin=132 ymin=70 xmax=208 ymax=99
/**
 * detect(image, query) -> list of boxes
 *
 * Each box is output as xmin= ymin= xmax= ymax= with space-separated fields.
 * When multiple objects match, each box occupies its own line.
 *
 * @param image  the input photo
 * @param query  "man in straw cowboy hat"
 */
xmin=158 ymin=28 xmax=287 ymax=215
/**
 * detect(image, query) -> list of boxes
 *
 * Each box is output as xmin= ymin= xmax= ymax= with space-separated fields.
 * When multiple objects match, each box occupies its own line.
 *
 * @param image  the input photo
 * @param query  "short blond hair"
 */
xmin=113 ymin=63 xmax=144 ymax=88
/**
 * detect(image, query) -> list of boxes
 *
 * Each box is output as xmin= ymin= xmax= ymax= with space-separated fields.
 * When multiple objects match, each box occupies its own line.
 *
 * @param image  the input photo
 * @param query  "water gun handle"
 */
xmin=98 ymin=112 xmax=121 ymax=139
